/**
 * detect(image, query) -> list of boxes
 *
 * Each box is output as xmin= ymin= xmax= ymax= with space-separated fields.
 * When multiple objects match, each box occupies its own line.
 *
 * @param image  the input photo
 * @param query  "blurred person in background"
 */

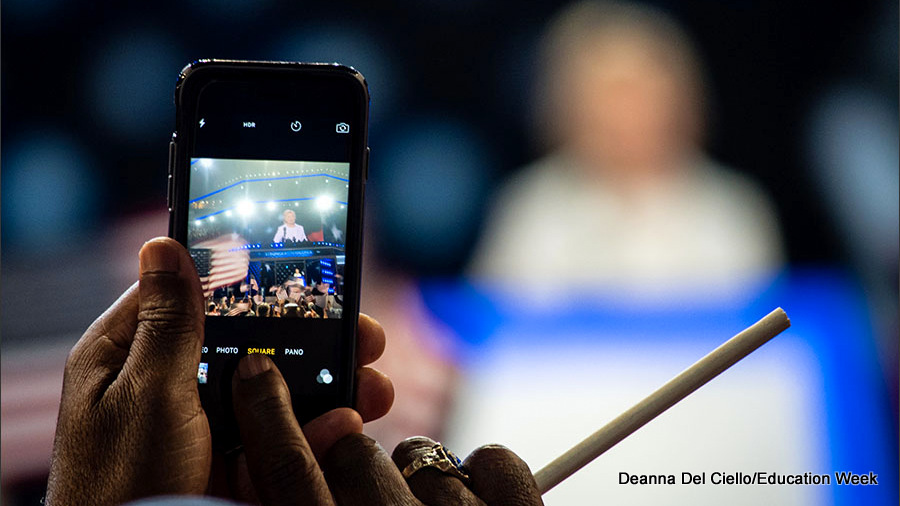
xmin=470 ymin=0 xmax=785 ymax=295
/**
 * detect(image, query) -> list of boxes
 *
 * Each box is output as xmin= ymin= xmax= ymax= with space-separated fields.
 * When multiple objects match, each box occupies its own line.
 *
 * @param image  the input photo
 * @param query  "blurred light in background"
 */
xmin=2 ymin=131 xmax=98 ymax=254
xmin=372 ymin=117 xmax=497 ymax=270
xmin=271 ymin=24 xmax=400 ymax=126
xmin=807 ymin=86 xmax=899 ymax=266
xmin=801 ymin=0 xmax=898 ymax=390
xmin=86 ymin=29 xmax=183 ymax=143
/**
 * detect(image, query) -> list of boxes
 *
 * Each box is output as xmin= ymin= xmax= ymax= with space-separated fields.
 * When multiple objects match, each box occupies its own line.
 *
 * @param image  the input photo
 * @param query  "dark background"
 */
xmin=3 ymin=0 xmax=895 ymax=272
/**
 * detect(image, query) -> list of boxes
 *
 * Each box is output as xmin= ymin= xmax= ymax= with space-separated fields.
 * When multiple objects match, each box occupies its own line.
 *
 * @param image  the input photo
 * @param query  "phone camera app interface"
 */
xmin=187 ymin=158 xmax=349 ymax=319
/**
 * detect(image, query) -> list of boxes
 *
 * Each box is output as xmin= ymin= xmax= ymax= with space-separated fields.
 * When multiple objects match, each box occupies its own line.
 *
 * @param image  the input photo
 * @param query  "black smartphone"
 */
xmin=167 ymin=60 xmax=369 ymax=450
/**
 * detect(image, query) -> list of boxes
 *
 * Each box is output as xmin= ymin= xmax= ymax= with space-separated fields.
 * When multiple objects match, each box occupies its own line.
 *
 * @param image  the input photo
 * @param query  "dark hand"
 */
xmin=46 ymin=238 xmax=210 ymax=506
xmin=386 ymin=436 xmax=543 ymax=506
xmin=231 ymin=355 xmax=542 ymax=505
xmin=220 ymin=315 xmax=393 ymax=504
xmin=324 ymin=434 xmax=544 ymax=505
xmin=46 ymin=237 xmax=395 ymax=506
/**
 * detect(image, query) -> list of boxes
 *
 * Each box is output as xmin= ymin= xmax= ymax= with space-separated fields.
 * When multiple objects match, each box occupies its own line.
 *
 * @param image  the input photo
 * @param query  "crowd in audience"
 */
xmin=205 ymin=282 xmax=343 ymax=319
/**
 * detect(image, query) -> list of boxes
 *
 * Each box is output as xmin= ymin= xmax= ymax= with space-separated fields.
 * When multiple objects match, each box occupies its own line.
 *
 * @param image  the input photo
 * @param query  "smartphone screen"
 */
xmin=169 ymin=62 xmax=368 ymax=448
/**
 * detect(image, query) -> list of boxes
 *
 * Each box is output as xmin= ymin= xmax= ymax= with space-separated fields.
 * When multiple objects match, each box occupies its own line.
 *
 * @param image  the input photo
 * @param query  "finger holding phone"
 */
xmin=227 ymin=353 xmax=544 ymax=506
xmin=45 ymin=238 xmax=393 ymax=506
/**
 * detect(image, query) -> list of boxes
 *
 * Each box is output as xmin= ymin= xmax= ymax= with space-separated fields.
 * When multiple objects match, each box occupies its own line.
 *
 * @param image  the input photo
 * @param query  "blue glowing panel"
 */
xmin=420 ymin=270 xmax=896 ymax=505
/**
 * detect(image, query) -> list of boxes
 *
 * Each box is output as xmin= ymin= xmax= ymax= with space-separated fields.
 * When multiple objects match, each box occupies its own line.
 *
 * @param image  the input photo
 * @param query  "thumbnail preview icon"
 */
xmin=198 ymin=362 xmax=209 ymax=384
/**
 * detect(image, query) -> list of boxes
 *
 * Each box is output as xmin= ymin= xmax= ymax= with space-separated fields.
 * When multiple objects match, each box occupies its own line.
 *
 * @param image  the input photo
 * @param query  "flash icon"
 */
xmin=199 ymin=118 xmax=206 ymax=128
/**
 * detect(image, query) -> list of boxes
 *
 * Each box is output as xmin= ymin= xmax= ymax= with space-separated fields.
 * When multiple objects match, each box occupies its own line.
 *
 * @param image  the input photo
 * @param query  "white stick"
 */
xmin=533 ymin=307 xmax=791 ymax=495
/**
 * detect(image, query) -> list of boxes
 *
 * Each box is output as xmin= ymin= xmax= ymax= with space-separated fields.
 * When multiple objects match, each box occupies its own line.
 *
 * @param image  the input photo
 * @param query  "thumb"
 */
xmin=124 ymin=237 xmax=205 ymax=387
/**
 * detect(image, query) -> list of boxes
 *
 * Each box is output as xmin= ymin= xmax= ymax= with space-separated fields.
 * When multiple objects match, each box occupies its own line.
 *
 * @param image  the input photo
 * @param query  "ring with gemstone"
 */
xmin=401 ymin=443 xmax=470 ymax=483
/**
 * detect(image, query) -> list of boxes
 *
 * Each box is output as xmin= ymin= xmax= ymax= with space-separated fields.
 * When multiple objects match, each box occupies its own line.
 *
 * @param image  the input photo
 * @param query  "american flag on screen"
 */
xmin=225 ymin=302 xmax=252 ymax=316
xmin=190 ymin=234 xmax=250 ymax=297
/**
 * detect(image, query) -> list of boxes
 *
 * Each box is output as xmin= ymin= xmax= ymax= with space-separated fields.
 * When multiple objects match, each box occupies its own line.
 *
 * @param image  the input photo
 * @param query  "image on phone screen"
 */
xmin=187 ymin=158 xmax=349 ymax=320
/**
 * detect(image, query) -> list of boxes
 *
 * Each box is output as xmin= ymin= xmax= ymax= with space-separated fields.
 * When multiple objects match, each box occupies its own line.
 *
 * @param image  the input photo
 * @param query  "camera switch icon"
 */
xmin=290 ymin=121 xmax=302 ymax=132
xmin=335 ymin=122 xmax=350 ymax=134
xmin=316 ymin=368 xmax=334 ymax=384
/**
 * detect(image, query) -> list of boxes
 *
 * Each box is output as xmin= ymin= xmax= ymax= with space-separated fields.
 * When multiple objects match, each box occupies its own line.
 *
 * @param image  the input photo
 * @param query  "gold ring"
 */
xmin=401 ymin=443 xmax=470 ymax=483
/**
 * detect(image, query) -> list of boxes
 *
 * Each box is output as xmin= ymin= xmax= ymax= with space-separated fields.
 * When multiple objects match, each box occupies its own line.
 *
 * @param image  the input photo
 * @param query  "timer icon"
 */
xmin=290 ymin=121 xmax=302 ymax=132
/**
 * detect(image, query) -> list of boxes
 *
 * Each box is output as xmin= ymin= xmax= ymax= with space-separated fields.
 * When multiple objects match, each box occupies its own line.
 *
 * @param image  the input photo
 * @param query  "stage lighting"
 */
xmin=316 ymin=195 xmax=334 ymax=211
xmin=209 ymin=216 xmax=216 ymax=222
xmin=200 ymin=158 xmax=213 ymax=168
xmin=225 ymin=210 xmax=233 ymax=217
xmin=267 ymin=201 xmax=277 ymax=211
xmin=194 ymin=219 xmax=202 ymax=226
xmin=237 ymin=199 xmax=254 ymax=216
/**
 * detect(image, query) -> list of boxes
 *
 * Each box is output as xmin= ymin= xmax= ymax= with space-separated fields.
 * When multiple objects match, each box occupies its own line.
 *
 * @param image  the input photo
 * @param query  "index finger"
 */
xmin=357 ymin=313 xmax=386 ymax=366
xmin=232 ymin=354 xmax=335 ymax=506
xmin=323 ymin=433 xmax=423 ymax=506
xmin=464 ymin=445 xmax=543 ymax=506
